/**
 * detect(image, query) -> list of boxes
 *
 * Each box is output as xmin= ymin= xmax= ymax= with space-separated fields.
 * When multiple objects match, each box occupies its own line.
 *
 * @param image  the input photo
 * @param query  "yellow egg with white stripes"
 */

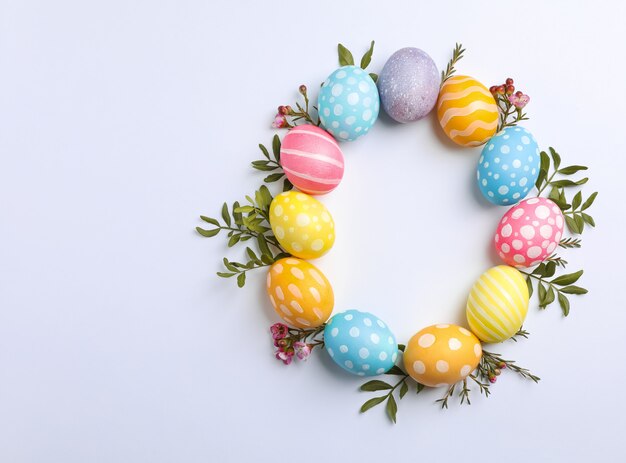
xmin=437 ymin=75 xmax=499 ymax=147
xmin=266 ymin=258 xmax=334 ymax=328
xmin=465 ymin=265 xmax=529 ymax=343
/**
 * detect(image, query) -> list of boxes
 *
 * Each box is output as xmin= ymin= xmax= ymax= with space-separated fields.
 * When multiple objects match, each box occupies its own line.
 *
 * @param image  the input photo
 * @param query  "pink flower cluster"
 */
xmin=489 ymin=78 xmax=530 ymax=109
xmin=271 ymin=323 xmax=312 ymax=365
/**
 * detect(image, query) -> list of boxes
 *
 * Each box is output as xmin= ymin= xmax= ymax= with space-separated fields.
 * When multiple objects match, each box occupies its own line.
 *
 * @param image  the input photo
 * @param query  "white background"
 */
xmin=1 ymin=1 xmax=625 ymax=462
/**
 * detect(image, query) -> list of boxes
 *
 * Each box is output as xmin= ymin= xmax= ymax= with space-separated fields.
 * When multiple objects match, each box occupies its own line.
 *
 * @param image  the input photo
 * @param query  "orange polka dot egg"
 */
xmin=266 ymin=258 xmax=333 ymax=328
xmin=269 ymin=191 xmax=335 ymax=259
xmin=403 ymin=324 xmax=482 ymax=387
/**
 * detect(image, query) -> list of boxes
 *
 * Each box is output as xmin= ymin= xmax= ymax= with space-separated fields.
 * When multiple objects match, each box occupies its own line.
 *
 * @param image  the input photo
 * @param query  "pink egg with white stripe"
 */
xmin=494 ymin=197 xmax=565 ymax=268
xmin=280 ymin=125 xmax=344 ymax=195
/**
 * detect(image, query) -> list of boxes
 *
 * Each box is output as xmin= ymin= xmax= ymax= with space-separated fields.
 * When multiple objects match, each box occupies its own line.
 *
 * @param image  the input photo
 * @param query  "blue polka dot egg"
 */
xmin=477 ymin=126 xmax=540 ymax=205
xmin=323 ymin=309 xmax=397 ymax=376
xmin=318 ymin=65 xmax=379 ymax=142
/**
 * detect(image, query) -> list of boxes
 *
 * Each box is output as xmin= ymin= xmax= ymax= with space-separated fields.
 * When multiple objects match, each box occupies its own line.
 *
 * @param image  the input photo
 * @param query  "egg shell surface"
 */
xmin=318 ymin=65 xmax=379 ymax=142
xmin=269 ymin=191 xmax=334 ymax=259
xmin=477 ymin=126 xmax=540 ymax=205
xmin=279 ymin=125 xmax=345 ymax=195
xmin=495 ymin=197 xmax=564 ymax=268
xmin=437 ymin=75 xmax=498 ymax=147
xmin=266 ymin=258 xmax=333 ymax=328
xmin=403 ymin=324 xmax=482 ymax=387
xmin=377 ymin=47 xmax=439 ymax=123
xmin=466 ymin=265 xmax=529 ymax=343
xmin=324 ymin=310 xmax=398 ymax=377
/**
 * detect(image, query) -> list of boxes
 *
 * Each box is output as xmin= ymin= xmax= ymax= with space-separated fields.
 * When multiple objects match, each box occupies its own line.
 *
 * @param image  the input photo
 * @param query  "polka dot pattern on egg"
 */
xmin=494 ymin=197 xmax=565 ymax=268
xmin=318 ymin=65 xmax=380 ymax=142
xmin=403 ymin=324 xmax=481 ymax=387
xmin=477 ymin=126 xmax=540 ymax=205
xmin=324 ymin=310 xmax=398 ymax=377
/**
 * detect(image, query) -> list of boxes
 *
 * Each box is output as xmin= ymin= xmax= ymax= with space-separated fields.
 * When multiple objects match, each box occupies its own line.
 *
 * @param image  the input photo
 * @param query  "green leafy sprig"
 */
xmin=251 ymin=135 xmax=293 ymax=192
xmin=522 ymin=263 xmax=587 ymax=316
xmin=337 ymin=41 xmax=378 ymax=82
xmin=441 ymin=42 xmax=465 ymax=84
xmin=196 ymin=184 xmax=290 ymax=287
xmin=495 ymin=93 xmax=528 ymax=131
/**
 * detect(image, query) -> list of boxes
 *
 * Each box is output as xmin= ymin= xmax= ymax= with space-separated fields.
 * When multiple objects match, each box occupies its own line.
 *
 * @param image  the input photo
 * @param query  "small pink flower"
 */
xmin=293 ymin=342 xmax=312 ymax=360
xmin=508 ymin=93 xmax=530 ymax=109
xmin=489 ymin=376 xmax=497 ymax=384
xmin=275 ymin=349 xmax=294 ymax=365
xmin=270 ymin=323 xmax=289 ymax=340
xmin=271 ymin=113 xmax=289 ymax=129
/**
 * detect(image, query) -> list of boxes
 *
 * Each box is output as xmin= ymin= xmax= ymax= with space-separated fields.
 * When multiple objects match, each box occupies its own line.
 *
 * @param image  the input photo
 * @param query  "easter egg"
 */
xmin=269 ymin=191 xmax=335 ymax=259
xmin=324 ymin=310 xmax=398 ymax=376
xmin=437 ymin=75 xmax=498 ymax=147
xmin=266 ymin=258 xmax=333 ymax=328
xmin=318 ymin=65 xmax=379 ymax=142
xmin=403 ymin=324 xmax=482 ymax=387
xmin=477 ymin=126 xmax=540 ymax=205
xmin=279 ymin=125 xmax=345 ymax=195
xmin=494 ymin=197 xmax=564 ymax=268
xmin=377 ymin=47 xmax=439 ymax=123
xmin=466 ymin=265 xmax=529 ymax=343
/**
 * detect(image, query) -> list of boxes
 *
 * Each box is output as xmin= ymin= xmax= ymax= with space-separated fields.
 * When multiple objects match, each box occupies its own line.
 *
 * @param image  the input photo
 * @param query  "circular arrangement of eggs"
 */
xmin=238 ymin=44 xmax=584 ymax=399
xmin=318 ymin=65 xmax=380 ymax=142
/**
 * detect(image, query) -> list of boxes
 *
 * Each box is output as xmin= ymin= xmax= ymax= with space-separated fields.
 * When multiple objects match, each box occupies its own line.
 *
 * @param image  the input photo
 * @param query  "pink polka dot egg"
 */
xmin=280 ymin=125 xmax=345 ymax=195
xmin=494 ymin=197 xmax=564 ymax=268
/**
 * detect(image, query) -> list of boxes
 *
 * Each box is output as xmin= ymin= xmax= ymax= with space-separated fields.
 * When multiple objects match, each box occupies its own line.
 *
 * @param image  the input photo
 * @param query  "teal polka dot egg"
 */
xmin=318 ymin=65 xmax=379 ymax=142
xmin=323 ymin=309 xmax=398 ymax=376
xmin=477 ymin=126 xmax=540 ymax=205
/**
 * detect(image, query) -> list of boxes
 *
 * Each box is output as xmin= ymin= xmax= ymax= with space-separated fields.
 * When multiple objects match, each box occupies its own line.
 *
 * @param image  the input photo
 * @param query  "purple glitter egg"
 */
xmin=378 ymin=47 xmax=439 ymax=123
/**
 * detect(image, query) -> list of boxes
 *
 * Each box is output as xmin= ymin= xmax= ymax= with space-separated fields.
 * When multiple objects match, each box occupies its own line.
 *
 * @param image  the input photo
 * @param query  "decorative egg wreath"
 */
xmin=197 ymin=42 xmax=597 ymax=423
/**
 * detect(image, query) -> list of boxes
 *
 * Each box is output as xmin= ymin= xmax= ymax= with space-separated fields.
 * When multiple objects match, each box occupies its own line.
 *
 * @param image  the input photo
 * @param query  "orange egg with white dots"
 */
xmin=266 ymin=257 xmax=334 ymax=328
xmin=403 ymin=324 xmax=482 ymax=387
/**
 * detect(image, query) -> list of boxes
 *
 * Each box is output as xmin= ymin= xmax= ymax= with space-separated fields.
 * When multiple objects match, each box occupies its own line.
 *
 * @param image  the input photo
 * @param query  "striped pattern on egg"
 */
xmin=266 ymin=258 xmax=333 ymax=328
xmin=403 ymin=324 xmax=482 ymax=387
xmin=279 ymin=125 xmax=344 ymax=195
xmin=495 ymin=197 xmax=564 ymax=268
xmin=269 ymin=191 xmax=335 ymax=259
xmin=437 ymin=75 xmax=498 ymax=147
xmin=466 ymin=265 xmax=529 ymax=343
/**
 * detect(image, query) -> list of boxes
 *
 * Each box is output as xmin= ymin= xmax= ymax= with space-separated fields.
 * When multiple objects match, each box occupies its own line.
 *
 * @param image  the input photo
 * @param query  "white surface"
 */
xmin=1 ymin=1 xmax=625 ymax=461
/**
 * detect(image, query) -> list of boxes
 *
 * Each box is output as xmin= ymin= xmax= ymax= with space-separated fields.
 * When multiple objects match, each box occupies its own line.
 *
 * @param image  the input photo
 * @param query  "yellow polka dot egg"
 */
xmin=267 ymin=258 xmax=333 ymax=328
xmin=269 ymin=191 xmax=335 ymax=259
xmin=403 ymin=324 xmax=482 ymax=387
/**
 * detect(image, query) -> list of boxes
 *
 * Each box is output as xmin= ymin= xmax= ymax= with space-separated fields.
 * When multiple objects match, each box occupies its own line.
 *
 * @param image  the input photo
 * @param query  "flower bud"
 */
xmin=506 ymin=78 xmax=514 ymax=86
xmin=299 ymin=84 xmax=307 ymax=95
xmin=506 ymin=85 xmax=515 ymax=95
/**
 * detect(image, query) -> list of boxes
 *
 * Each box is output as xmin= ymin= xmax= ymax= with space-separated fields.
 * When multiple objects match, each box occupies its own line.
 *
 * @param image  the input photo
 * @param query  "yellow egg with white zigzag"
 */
xmin=437 ymin=75 xmax=499 ymax=147
xmin=466 ymin=265 xmax=529 ymax=343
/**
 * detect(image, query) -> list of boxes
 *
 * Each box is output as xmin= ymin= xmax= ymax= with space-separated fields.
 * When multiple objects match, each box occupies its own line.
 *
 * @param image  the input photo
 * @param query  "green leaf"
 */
xmin=283 ymin=179 xmax=293 ymax=192
xmin=259 ymin=143 xmax=270 ymax=160
xmin=337 ymin=43 xmax=354 ymax=66
xmin=582 ymin=213 xmax=595 ymax=226
xmin=558 ymin=165 xmax=588 ymax=175
xmin=264 ymin=173 xmax=284 ymax=183
xmin=246 ymin=247 xmax=260 ymax=263
xmin=236 ymin=272 xmax=246 ymax=288
xmin=399 ymin=381 xmax=408 ymax=399
xmin=558 ymin=292 xmax=570 ymax=316
xmin=549 ymin=147 xmax=561 ymax=170
xmin=360 ymin=40 xmax=375 ymax=69
xmin=545 ymin=261 xmax=557 ymax=278
xmin=532 ymin=263 xmax=547 ymax=276
xmin=359 ymin=396 xmax=386 ymax=413
xmin=550 ymin=178 xmax=589 ymax=188
xmin=560 ymin=285 xmax=588 ymax=295
xmin=232 ymin=202 xmax=243 ymax=225
xmin=200 ymin=216 xmax=220 ymax=227
xmin=385 ymin=365 xmax=406 ymax=376
xmin=571 ymin=191 xmax=582 ymax=210
xmin=574 ymin=214 xmax=585 ymax=233
xmin=416 ymin=383 xmax=425 ymax=394
xmin=538 ymin=281 xmax=547 ymax=304
xmin=526 ymin=276 xmax=534 ymax=298
xmin=257 ymin=234 xmax=271 ymax=257
xmin=543 ymin=286 xmax=555 ymax=306
xmin=359 ymin=380 xmax=393 ymax=392
xmin=551 ymin=270 xmax=583 ymax=286
xmin=565 ymin=215 xmax=580 ymax=234
xmin=259 ymin=185 xmax=273 ymax=209
xmin=216 ymin=272 xmax=235 ymax=278
xmin=581 ymin=192 xmax=598 ymax=211
xmin=398 ymin=344 xmax=406 ymax=352
xmin=223 ymin=258 xmax=238 ymax=272
xmin=386 ymin=394 xmax=398 ymax=424
xmin=251 ymin=160 xmax=278 ymax=171
xmin=272 ymin=135 xmax=281 ymax=162
xmin=221 ymin=203 xmax=231 ymax=227
xmin=369 ymin=73 xmax=378 ymax=83
xmin=227 ymin=234 xmax=240 ymax=247
xmin=196 ymin=227 xmax=219 ymax=237
xmin=537 ymin=151 xmax=551 ymax=186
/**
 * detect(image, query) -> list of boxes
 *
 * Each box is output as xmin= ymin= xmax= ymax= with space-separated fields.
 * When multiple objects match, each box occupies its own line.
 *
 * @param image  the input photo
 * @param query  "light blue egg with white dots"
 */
xmin=477 ymin=126 xmax=540 ymax=205
xmin=318 ymin=65 xmax=380 ymax=142
xmin=323 ymin=309 xmax=398 ymax=377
